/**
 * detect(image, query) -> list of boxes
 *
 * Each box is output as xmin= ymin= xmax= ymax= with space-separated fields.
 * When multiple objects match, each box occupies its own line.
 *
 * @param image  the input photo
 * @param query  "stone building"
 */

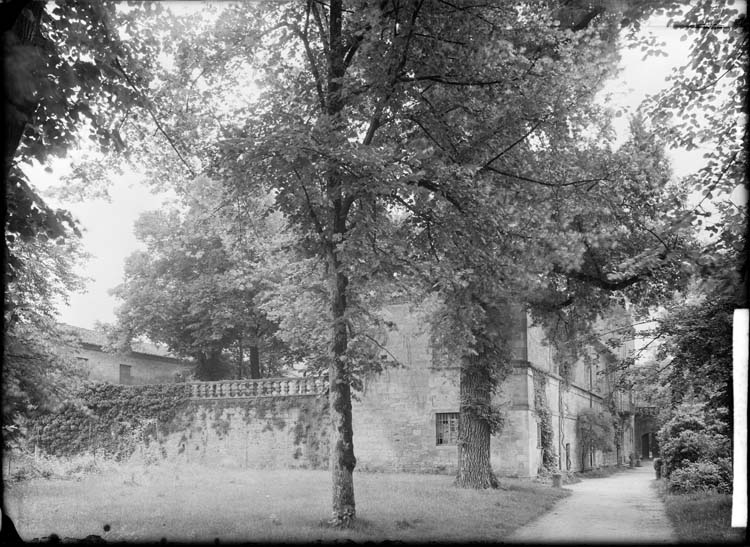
xmin=60 ymin=302 xmax=636 ymax=477
xmin=60 ymin=324 xmax=194 ymax=385
xmin=352 ymin=302 xmax=636 ymax=477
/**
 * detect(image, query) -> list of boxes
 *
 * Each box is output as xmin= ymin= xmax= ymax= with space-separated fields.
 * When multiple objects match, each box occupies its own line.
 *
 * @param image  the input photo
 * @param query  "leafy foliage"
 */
xmin=3 ymin=226 xmax=87 ymax=435
xmin=2 ymin=319 xmax=88 ymax=445
xmin=111 ymin=178 xmax=288 ymax=380
xmin=31 ymin=383 xmax=191 ymax=458
xmin=2 ymin=0 xmax=169 ymax=437
xmin=4 ymin=0 xmax=167 ymax=294
xmin=667 ymin=460 xmax=732 ymax=495
xmin=534 ymin=373 xmax=558 ymax=473
xmin=577 ymin=407 xmax=615 ymax=469
xmin=654 ymin=294 xmax=735 ymax=415
xmin=657 ymin=401 xmax=732 ymax=493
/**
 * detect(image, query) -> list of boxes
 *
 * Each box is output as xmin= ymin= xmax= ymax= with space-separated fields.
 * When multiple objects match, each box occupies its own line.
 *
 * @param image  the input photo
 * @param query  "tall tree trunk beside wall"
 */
xmin=249 ymin=344 xmax=260 ymax=379
xmin=328 ymin=257 xmax=356 ymax=524
xmin=325 ymin=0 xmax=356 ymax=526
xmin=456 ymin=355 xmax=498 ymax=488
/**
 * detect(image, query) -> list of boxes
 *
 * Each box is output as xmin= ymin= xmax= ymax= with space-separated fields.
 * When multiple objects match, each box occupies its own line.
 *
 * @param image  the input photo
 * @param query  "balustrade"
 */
xmin=188 ymin=376 xmax=328 ymax=400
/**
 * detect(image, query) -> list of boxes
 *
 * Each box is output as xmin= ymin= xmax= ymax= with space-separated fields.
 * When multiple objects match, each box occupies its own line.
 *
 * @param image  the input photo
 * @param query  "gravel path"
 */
xmin=507 ymin=464 xmax=678 ymax=544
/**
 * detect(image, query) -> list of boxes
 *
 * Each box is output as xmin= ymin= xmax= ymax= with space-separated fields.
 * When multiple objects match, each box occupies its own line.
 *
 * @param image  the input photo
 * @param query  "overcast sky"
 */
xmin=31 ymin=11 xmax=739 ymax=330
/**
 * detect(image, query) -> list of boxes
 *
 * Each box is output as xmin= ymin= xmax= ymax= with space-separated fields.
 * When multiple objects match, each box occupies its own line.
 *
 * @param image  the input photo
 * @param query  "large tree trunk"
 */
xmin=456 ymin=356 xmax=498 ymax=488
xmin=325 ymin=0 xmax=356 ymax=527
xmin=328 ymin=263 xmax=356 ymax=525
xmin=249 ymin=344 xmax=260 ymax=379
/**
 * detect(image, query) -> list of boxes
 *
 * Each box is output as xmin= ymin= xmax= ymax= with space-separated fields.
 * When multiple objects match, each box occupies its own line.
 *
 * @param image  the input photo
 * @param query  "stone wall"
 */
xmin=350 ymin=303 xmax=636 ymax=477
xmin=132 ymin=395 xmax=330 ymax=470
xmin=352 ymin=303 xmax=460 ymax=473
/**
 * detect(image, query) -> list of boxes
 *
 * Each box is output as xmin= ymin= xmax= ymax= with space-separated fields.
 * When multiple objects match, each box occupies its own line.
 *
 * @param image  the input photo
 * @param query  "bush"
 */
xmin=658 ymin=402 xmax=731 ymax=480
xmin=667 ymin=460 xmax=732 ymax=494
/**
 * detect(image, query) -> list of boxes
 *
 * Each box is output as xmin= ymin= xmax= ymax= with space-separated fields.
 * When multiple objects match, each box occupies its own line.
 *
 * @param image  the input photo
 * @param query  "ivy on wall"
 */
xmin=607 ymin=395 xmax=626 ymax=458
xmin=32 ymin=383 xmax=191 ymax=458
xmin=533 ymin=372 xmax=557 ymax=473
xmin=30 ymin=383 xmax=331 ymax=468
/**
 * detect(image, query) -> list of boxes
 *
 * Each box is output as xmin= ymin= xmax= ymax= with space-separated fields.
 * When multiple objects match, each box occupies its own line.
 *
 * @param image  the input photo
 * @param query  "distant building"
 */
xmin=59 ymin=324 xmax=194 ymax=385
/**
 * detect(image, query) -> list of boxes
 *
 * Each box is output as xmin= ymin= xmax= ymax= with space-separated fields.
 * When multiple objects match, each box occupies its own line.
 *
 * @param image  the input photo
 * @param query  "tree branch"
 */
xmin=481 ymin=117 xmax=546 ymax=170
xmin=293 ymin=168 xmax=325 ymax=237
xmin=113 ymin=58 xmax=196 ymax=178
xmin=481 ymin=164 xmax=609 ymax=188
xmin=296 ymin=7 xmax=327 ymax=112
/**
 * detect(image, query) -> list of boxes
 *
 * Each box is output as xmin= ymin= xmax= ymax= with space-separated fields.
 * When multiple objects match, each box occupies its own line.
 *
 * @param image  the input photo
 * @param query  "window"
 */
xmin=536 ymin=421 xmax=542 ymax=448
xmin=436 ymin=412 xmax=459 ymax=446
xmin=119 ymin=364 xmax=132 ymax=385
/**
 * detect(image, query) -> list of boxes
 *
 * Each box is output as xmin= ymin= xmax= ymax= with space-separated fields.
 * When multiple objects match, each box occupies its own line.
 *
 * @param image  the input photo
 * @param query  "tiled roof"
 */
xmin=59 ymin=324 xmax=177 ymax=359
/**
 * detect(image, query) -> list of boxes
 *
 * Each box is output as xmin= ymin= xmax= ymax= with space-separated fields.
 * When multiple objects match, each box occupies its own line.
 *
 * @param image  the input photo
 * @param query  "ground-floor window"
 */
xmin=436 ymin=412 xmax=459 ymax=445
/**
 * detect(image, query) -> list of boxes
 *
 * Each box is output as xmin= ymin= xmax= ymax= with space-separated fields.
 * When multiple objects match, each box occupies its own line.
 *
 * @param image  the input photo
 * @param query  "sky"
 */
xmin=30 ymin=8 xmax=743 ymax=331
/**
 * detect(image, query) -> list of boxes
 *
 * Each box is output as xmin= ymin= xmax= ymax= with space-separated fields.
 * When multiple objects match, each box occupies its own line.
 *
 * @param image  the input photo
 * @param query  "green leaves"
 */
xmin=111 ymin=178 xmax=287 ymax=380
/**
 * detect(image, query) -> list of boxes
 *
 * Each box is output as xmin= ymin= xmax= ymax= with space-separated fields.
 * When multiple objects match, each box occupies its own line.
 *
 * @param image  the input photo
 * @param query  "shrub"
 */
xmin=658 ymin=402 xmax=731 ymax=479
xmin=668 ymin=460 xmax=732 ymax=494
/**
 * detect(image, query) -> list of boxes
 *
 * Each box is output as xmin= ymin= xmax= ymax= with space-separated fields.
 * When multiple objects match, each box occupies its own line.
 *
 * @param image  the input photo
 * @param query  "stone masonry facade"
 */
xmin=352 ymin=302 xmax=636 ymax=477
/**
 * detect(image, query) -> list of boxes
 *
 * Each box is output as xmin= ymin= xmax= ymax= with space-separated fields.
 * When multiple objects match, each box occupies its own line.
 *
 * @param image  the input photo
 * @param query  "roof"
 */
xmin=59 ymin=324 xmax=178 ymax=359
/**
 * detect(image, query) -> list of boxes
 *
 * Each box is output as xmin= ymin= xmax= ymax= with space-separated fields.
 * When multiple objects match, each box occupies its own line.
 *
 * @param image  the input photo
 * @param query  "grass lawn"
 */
xmin=659 ymin=484 xmax=746 ymax=544
xmin=3 ymin=462 xmax=570 ymax=543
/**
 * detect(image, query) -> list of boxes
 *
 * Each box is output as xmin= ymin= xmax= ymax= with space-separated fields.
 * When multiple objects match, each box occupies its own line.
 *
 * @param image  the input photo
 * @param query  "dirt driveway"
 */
xmin=507 ymin=464 xmax=678 ymax=544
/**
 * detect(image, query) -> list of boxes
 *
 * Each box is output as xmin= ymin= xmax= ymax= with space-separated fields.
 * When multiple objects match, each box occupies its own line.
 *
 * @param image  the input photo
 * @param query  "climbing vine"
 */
xmin=577 ymin=407 xmax=615 ymax=470
xmin=30 ymin=383 xmax=330 ymax=467
xmin=607 ymin=395 xmax=626 ymax=456
xmin=533 ymin=372 xmax=558 ymax=473
xmin=32 ymin=383 xmax=191 ymax=458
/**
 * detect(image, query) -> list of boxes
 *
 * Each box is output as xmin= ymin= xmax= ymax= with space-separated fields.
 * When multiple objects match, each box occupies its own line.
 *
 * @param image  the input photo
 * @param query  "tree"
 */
xmin=3 ymin=0 xmax=168 ymax=283
xmin=2 ymin=232 xmax=87 ymax=436
xmin=625 ymin=0 xmax=746 ymax=485
xmin=147 ymin=0 xmax=705 ymax=514
xmin=196 ymin=0 xmax=640 ymax=518
xmin=577 ymin=408 xmax=615 ymax=470
xmin=111 ymin=178 xmax=286 ymax=380
xmin=640 ymin=0 xmax=747 ymax=303
xmin=2 ymin=1 xmax=173 ymax=436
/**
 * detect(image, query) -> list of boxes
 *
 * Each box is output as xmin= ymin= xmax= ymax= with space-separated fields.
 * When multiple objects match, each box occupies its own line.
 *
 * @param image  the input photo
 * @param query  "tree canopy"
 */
xmin=111 ymin=178 xmax=291 ymax=380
